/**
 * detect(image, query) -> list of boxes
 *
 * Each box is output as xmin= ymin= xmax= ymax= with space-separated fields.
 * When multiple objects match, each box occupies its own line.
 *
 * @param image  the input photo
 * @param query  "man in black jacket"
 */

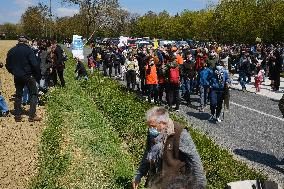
xmin=6 ymin=36 xmax=41 ymax=122
xmin=51 ymin=40 xmax=65 ymax=87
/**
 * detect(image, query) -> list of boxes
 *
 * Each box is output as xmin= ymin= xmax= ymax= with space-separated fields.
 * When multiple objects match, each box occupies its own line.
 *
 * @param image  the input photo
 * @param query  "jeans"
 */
xmin=0 ymin=95 xmax=9 ymax=114
xmin=14 ymin=76 xmax=38 ymax=118
xmin=22 ymin=86 xmax=29 ymax=103
xmin=147 ymin=84 xmax=158 ymax=103
xmin=239 ymin=71 xmax=247 ymax=90
xmin=200 ymin=85 xmax=209 ymax=108
xmin=52 ymin=69 xmax=65 ymax=87
xmin=210 ymin=90 xmax=224 ymax=118
xmin=168 ymin=84 xmax=180 ymax=110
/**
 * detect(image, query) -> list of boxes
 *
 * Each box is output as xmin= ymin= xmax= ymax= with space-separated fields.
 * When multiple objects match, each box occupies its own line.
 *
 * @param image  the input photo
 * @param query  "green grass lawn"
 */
xmin=31 ymin=54 xmax=267 ymax=189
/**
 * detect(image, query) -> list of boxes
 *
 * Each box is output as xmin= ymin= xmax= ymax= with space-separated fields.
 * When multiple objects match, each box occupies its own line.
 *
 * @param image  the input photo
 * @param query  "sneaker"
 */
xmin=216 ymin=117 xmax=222 ymax=123
xmin=208 ymin=115 xmax=215 ymax=121
xmin=28 ymin=115 xmax=42 ymax=122
xmin=175 ymin=109 xmax=180 ymax=112
xmin=2 ymin=111 xmax=9 ymax=117
xmin=15 ymin=116 xmax=23 ymax=122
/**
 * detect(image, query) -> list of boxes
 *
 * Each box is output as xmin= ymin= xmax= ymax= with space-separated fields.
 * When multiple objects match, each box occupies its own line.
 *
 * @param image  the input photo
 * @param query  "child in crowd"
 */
xmin=87 ymin=54 xmax=96 ymax=75
xmin=254 ymin=65 xmax=265 ymax=93
xmin=75 ymin=58 xmax=88 ymax=80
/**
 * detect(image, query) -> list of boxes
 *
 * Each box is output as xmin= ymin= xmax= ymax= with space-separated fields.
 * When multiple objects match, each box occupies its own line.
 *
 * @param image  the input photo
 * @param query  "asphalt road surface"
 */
xmin=67 ymin=46 xmax=284 ymax=186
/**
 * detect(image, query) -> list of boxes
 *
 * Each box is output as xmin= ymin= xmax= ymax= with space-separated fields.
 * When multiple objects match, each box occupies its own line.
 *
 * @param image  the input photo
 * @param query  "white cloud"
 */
xmin=56 ymin=7 xmax=79 ymax=17
xmin=14 ymin=0 xmax=34 ymax=7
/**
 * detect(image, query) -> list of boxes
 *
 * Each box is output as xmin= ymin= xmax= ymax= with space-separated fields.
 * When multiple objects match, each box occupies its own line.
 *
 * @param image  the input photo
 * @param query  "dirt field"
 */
xmin=0 ymin=40 xmax=45 ymax=189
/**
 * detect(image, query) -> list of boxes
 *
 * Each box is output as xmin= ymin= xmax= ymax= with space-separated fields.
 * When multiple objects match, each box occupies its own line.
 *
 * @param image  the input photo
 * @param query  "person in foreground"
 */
xmin=6 ymin=36 xmax=42 ymax=122
xmin=133 ymin=107 xmax=206 ymax=189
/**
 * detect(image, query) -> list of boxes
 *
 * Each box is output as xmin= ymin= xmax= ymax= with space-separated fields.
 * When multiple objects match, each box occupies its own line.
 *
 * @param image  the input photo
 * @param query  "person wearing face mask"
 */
xmin=132 ymin=107 xmax=206 ymax=189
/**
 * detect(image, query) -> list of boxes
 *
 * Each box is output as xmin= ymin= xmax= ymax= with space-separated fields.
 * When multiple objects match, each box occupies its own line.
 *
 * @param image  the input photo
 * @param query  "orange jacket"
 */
xmin=176 ymin=54 xmax=184 ymax=65
xmin=145 ymin=64 xmax=158 ymax=85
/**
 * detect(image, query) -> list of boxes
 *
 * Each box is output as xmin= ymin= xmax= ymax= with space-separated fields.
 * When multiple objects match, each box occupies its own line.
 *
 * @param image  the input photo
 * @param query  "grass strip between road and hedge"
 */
xmin=30 ymin=56 xmax=134 ymax=189
xmin=78 ymin=59 xmax=267 ymax=188
xmin=31 ymin=52 xmax=267 ymax=189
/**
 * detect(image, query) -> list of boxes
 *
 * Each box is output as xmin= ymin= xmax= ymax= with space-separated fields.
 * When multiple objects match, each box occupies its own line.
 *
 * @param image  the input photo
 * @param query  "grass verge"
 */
xmin=31 ymin=52 xmax=267 ymax=189
xmin=80 ymin=64 xmax=267 ymax=188
xmin=30 ymin=56 xmax=134 ymax=189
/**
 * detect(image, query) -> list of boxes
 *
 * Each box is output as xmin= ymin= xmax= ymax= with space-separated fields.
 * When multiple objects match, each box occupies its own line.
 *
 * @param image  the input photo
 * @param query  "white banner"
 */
xmin=72 ymin=35 xmax=84 ymax=60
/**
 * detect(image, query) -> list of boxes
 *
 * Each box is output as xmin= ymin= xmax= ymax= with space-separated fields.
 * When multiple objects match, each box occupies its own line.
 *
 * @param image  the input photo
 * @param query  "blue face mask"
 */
xmin=149 ymin=127 xmax=160 ymax=137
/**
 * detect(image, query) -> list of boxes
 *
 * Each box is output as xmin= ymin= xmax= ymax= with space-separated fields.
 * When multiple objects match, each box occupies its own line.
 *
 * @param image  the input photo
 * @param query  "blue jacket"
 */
xmin=198 ymin=67 xmax=211 ymax=87
xmin=209 ymin=66 xmax=230 ymax=90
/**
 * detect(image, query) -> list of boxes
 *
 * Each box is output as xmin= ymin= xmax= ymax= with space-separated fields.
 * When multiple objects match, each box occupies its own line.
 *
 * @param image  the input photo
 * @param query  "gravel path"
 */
xmin=67 ymin=46 xmax=284 ymax=187
xmin=0 ymin=40 xmax=45 ymax=189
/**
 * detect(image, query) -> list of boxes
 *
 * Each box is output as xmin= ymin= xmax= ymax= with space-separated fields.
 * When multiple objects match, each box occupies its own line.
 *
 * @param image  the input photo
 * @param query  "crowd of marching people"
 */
xmin=87 ymin=41 xmax=284 ymax=121
xmin=1 ymin=36 xmax=284 ymax=122
xmin=0 ymin=36 xmax=67 ymax=121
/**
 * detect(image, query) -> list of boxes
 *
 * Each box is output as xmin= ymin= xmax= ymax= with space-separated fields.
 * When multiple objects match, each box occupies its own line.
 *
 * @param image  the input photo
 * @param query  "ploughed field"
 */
xmin=0 ymin=40 xmax=45 ymax=189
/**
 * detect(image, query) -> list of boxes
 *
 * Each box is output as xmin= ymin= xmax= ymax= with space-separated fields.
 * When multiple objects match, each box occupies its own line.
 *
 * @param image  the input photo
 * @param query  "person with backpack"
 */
xmin=165 ymin=56 xmax=180 ymax=112
xmin=50 ymin=40 xmax=65 ymax=87
xmin=145 ymin=57 xmax=158 ymax=103
xmin=132 ymin=106 xmax=206 ymax=189
xmin=6 ymin=36 xmax=41 ymax=122
xmin=208 ymin=65 xmax=230 ymax=122
xmin=197 ymin=61 xmax=212 ymax=112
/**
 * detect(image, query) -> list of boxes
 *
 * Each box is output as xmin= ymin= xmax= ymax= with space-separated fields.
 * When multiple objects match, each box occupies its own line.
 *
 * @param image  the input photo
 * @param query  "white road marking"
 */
xmin=230 ymin=102 xmax=284 ymax=122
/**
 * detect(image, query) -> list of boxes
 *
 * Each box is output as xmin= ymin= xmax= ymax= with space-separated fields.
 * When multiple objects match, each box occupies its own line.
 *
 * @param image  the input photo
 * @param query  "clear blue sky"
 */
xmin=0 ymin=0 xmax=218 ymax=24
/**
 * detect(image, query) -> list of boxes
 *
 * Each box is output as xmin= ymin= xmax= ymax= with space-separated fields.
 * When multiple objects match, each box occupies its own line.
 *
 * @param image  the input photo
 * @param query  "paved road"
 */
xmin=67 ymin=46 xmax=284 ymax=186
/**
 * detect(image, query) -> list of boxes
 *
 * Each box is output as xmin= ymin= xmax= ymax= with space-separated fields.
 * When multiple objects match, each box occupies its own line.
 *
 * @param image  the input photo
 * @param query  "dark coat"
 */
xmin=75 ymin=61 xmax=88 ymax=77
xmin=39 ymin=49 xmax=52 ymax=76
xmin=53 ymin=45 xmax=64 ymax=71
xmin=6 ymin=43 xmax=40 ymax=81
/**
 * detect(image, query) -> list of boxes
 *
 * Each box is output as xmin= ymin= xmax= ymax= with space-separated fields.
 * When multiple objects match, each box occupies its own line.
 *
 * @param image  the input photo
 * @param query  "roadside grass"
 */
xmin=80 ymin=64 xmax=267 ymax=188
xmin=31 ymin=52 xmax=267 ymax=189
xmin=30 ymin=57 xmax=134 ymax=189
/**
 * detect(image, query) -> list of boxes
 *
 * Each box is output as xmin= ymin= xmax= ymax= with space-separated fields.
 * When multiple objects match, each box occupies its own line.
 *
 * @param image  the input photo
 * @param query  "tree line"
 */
xmin=0 ymin=0 xmax=283 ymax=43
